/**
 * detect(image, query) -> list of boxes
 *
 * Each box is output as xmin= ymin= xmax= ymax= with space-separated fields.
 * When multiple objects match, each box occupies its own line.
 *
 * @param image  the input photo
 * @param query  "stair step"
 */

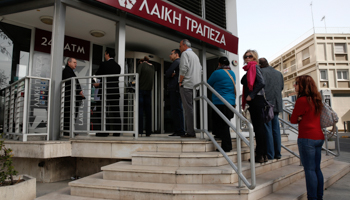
xmin=69 ymin=155 xmax=335 ymax=200
xmin=35 ymin=187 xmax=112 ymax=200
xmin=131 ymin=141 xmax=298 ymax=167
xmin=102 ymin=153 xmax=299 ymax=184
xmin=258 ymin=160 xmax=350 ymax=200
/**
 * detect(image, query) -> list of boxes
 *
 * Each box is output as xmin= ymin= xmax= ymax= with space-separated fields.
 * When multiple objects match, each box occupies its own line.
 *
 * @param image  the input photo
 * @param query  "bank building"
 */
xmin=0 ymin=1 xmax=348 ymax=200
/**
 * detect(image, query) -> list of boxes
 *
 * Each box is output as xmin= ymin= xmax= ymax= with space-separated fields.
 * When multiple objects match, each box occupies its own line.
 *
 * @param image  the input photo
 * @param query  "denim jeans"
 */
xmin=265 ymin=112 xmax=281 ymax=159
xmin=139 ymin=90 xmax=152 ymax=135
xmin=298 ymin=138 xmax=324 ymax=200
xmin=169 ymin=90 xmax=185 ymax=134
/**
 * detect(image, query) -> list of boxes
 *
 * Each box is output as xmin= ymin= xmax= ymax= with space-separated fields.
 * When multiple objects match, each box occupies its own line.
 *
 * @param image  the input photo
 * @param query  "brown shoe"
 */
xmin=180 ymin=134 xmax=196 ymax=138
xmin=248 ymin=155 xmax=264 ymax=163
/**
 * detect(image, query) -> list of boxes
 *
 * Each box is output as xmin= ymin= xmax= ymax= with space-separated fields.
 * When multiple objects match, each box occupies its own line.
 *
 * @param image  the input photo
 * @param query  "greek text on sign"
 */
xmin=97 ymin=0 xmax=238 ymax=54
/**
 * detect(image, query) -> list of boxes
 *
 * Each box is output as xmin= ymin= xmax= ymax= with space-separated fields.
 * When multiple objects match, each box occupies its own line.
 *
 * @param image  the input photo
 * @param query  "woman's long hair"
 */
xmin=295 ymin=75 xmax=323 ymax=115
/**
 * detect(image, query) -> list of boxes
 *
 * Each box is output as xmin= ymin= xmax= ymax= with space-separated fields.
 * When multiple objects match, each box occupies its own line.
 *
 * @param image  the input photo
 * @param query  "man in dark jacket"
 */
xmin=62 ymin=58 xmax=85 ymax=135
xmin=166 ymin=49 xmax=185 ymax=136
xmin=259 ymin=57 xmax=284 ymax=160
xmin=93 ymin=49 xmax=121 ymax=137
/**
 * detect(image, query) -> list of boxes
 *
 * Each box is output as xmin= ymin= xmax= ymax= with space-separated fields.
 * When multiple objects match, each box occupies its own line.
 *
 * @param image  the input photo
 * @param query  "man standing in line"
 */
xmin=93 ymin=49 xmax=121 ymax=137
xmin=259 ymin=57 xmax=284 ymax=160
xmin=178 ymin=39 xmax=202 ymax=138
xmin=166 ymin=49 xmax=185 ymax=136
xmin=62 ymin=57 xmax=85 ymax=136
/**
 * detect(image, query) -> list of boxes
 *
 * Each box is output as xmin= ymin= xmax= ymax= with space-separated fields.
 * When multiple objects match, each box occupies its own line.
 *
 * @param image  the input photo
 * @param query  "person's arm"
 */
xmin=179 ymin=53 xmax=189 ymax=87
xmin=247 ymin=66 xmax=265 ymax=100
xmin=207 ymin=70 xmax=218 ymax=87
xmin=290 ymin=97 xmax=306 ymax=124
xmin=165 ymin=60 xmax=178 ymax=78
xmin=93 ymin=63 xmax=103 ymax=88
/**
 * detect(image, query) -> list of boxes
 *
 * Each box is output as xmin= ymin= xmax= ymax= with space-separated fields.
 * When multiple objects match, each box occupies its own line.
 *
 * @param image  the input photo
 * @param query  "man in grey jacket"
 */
xmin=178 ymin=39 xmax=202 ymax=138
xmin=260 ymin=57 xmax=284 ymax=160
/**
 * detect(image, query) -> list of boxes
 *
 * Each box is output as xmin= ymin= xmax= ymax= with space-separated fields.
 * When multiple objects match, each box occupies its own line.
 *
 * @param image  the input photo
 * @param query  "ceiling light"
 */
xmin=40 ymin=16 xmax=53 ymax=25
xmin=90 ymin=30 xmax=105 ymax=38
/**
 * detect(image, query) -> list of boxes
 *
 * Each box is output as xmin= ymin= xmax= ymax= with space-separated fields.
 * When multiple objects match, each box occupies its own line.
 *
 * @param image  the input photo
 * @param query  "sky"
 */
xmin=236 ymin=0 xmax=350 ymax=70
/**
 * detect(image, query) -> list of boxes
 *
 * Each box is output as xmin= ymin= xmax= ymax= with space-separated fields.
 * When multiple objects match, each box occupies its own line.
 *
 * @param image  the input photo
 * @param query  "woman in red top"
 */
xmin=290 ymin=75 xmax=324 ymax=200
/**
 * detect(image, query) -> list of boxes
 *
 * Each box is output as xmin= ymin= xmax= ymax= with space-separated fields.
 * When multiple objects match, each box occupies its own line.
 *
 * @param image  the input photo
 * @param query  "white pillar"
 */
xmin=115 ymin=17 xmax=126 ymax=130
xmin=199 ymin=44 xmax=208 ymax=133
xmin=48 ymin=0 xmax=66 ymax=140
xmin=225 ymin=0 xmax=239 ymax=127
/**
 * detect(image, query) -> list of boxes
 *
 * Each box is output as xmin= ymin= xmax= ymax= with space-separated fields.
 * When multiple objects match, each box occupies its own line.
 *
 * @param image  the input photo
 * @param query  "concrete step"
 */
xmin=131 ymin=141 xmax=298 ymax=167
xmin=102 ymin=153 xmax=299 ymax=184
xmin=35 ymin=187 xmax=112 ymax=200
xmin=69 ymin=155 xmax=335 ymax=200
xmin=258 ymin=160 xmax=350 ymax=200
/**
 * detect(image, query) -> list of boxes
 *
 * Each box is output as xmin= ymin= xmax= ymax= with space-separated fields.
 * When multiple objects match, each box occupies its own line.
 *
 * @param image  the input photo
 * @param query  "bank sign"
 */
xmin=96 ymin=0 xmax=238 ymax=54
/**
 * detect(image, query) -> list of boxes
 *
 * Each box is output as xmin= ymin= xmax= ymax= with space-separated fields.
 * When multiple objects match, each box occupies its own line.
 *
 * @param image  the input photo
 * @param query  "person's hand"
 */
xmin=179 ymin=82 xmax=182 ymax=87
xmin=297 ymin=116 xmax=302 ymax=122
xmin=93 ymin=83 xmax=100 ymax=87
xmin=79 ymin=91 xmax=85 ymax=98
xmin=246 ymin=95 xmax=252 ymax=101
xmin=171 ymin=73 xmax=175 ymax=77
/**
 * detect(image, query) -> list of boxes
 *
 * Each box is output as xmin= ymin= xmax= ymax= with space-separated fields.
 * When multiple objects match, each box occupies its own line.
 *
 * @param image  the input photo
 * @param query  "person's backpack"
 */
xmin=320 ymin=102 xmax=339 ymax=133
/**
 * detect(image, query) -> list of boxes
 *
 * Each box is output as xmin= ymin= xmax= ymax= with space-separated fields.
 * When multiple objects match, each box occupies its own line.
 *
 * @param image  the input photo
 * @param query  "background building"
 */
xmin=270 ymin=32 xmax=350 ymax=131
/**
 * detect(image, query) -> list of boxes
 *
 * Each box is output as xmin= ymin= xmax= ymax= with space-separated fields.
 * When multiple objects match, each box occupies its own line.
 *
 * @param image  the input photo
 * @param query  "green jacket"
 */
xmin=137 ymin=62 xmax=155 ymax=91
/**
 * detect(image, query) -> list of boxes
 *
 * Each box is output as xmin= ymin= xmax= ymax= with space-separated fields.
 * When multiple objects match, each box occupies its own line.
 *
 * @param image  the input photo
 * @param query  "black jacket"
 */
xmin=62 ymin=65 xmax=83 ymax=101
xmin=241 ymin=65 xmax=265 ymax=100
xmin=165 ymin=58 xmax=180 ymax=91
xmin=94 ymin=58 xmax=121 ymax=99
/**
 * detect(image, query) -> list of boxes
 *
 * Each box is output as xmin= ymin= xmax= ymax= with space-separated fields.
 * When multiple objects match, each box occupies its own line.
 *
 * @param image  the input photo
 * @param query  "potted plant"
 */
xmin=0 ymin=133 xmax=36 ymax=200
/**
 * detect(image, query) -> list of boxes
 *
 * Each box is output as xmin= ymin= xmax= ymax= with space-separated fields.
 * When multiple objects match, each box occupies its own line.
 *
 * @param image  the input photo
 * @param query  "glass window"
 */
xmin=320 ymin=70 xmax=327 ymax=80
xmin=0 ymin=28 xmax=13 ymax=89
xmin=334 ymin=43 xmax=346 ymax=54
xmin=302 ymin=48 xmax=310 ymax=60
xmin=337 ymin=70 xmax=348 ymax=80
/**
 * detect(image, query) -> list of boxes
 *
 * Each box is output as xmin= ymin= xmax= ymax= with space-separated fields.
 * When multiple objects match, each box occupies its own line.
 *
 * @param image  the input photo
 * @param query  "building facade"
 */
xmin=270 ymin=33 xmax=350 ymax=130
xmin=0 ymin=0 xmax=240 ymax=139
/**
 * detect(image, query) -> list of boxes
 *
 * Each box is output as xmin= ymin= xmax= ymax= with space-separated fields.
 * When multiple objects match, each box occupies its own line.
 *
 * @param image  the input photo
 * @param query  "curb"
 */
xmin=341 ymin=136 xmax=350 ymax=138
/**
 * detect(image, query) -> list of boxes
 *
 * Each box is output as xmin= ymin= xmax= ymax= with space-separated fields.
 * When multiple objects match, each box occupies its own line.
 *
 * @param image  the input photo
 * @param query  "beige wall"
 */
xmin=332 ymin=96 xmax=350 ymax=130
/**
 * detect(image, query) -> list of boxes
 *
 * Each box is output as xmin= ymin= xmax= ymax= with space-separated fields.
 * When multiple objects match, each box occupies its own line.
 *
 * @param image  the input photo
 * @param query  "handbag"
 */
xmin=223 ymin=69 xmax=237 ymax=108
xmin=262 ymin=90 xmax=274 ymax=123
xmin=320 ymin=102 xmax=338 ymax=131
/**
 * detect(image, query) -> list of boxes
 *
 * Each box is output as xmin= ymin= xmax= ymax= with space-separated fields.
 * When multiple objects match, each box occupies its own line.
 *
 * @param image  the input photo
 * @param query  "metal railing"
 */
xmin=2 ymin=76 xmax=51 ymax=141
xmin=60 ymin=73 xmax=139 ymax=138
xmin=193 ymin=81 xmax=256 ymax=190
xmin=281 ymin=99 xmax=340 ymax=157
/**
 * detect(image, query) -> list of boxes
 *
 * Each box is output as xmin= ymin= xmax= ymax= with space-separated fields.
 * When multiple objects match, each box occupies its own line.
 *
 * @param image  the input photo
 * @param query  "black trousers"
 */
xmin=247 ymin=95 xmax=267 ymax=157
xmin=212 ymin=104 xmax=234 ymax=152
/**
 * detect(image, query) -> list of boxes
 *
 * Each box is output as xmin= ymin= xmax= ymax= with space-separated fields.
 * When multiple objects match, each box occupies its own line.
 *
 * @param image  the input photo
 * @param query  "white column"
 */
xmin=225 ymin=0 xmax=239 ymax=126
xmin=199 ymin=44 xmax=208 ymax=133
xmin=115 ymin=18 xmax=126 ymax=130
xmin=48 ymin=0 xmax=66 ymax=140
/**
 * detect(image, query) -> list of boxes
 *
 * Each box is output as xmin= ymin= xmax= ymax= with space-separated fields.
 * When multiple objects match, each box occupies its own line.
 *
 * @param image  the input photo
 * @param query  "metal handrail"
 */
xmin=2 ymin=76 xmax=51 ymax=141
xmin=193 ymin=81 xmax=256 ymax=190
xmin=281 ymin=99 xmax=340 ymax=157
xmin=60 ymin=73 xmax=139 ymax=138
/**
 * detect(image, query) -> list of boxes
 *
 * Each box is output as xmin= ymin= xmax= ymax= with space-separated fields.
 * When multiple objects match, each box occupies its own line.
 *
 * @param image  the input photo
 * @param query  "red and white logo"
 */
xmin=119 ymin=0 xmax=136 ymax=10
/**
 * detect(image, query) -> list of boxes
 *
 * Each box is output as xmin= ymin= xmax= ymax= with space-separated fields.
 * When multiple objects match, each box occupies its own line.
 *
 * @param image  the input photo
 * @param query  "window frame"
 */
xmin=320 ymin=69 xmax=328 ymax=80
xmin=337 ymin=70 xmax=349 ymax=80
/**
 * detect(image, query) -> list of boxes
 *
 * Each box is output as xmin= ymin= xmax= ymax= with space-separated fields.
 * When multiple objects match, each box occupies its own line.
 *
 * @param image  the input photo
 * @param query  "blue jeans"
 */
xmin=139 ymin=90 xmax=152 ymax=135
xmin=169 ymin=90 xmax=185 ymax=134
xmin=298 ymin=138 xmax=324 ymax=200
xmin=265 ymin=112 xmax=281 ymax=159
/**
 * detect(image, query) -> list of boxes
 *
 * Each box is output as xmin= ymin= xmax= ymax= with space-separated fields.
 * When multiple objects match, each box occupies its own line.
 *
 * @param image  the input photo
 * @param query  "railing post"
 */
xmin=102 ymin=77 xmax=106 ymax=134
xmin=134 ymin=74 xmax=139 ymax=139
xmin=282 ymin=101 xmax=286 ymax=135
xmin=200 ymin=82 xmax=204 ymax=139
xmin=70 ymin=78 xmax=75 ymax=138
xmin=236 ymin=116 xmax=242 ymax=188
xmin=22 ymin=78 xmax=30 ymax=142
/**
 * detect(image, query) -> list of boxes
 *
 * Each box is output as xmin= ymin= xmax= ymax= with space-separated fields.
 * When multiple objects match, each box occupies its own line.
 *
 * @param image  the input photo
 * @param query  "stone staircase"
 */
xmin=36 ymin=136 xmax=350 ymax=200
